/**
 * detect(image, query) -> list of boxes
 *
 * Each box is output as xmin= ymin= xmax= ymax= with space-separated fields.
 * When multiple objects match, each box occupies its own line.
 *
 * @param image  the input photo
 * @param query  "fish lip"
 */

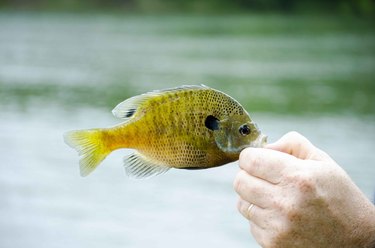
xmin=249 ymin=134 xmax=268 ymax=149
xmin=233 ymin=134 xmax=268 ymax=153
xmin=218 ymin=134 xmax=268 ymax=153
xmin=258 ymin=134 xmax=268 ymax=147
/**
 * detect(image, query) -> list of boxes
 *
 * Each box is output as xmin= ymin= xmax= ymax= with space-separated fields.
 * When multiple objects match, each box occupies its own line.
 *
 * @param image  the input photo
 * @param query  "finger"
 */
xmin=237 ymin=198 xmax=276 ymax=230
xmin=266 ymin=131 xmax=334 ymax=162
xmin=234 ymin=169 xmax=277 ymax=208
xmin=237 ymin=198 xmax=256 ymax=220
xmin=239 ymin=147 xmax=297 ymax=184
xmin=250 ymin=222 xmax=269 ymax=248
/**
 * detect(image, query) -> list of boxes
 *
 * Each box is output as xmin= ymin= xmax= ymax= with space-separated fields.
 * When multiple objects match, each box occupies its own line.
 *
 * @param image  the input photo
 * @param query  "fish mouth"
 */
xmin=217 ymin=133 xmax=268 ymax=154
xmin=234 ymin=133 xmax=268 ymax=152
xmin=249 ymin=133 xmax=268 ymax=148
xmin=258 ymin=134 xmax=268 ymax=147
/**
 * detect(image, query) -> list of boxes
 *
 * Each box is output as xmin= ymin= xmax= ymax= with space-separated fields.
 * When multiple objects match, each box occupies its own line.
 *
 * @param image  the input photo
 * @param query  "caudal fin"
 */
xmin=63 ymin=129 xmax=110 ymax=176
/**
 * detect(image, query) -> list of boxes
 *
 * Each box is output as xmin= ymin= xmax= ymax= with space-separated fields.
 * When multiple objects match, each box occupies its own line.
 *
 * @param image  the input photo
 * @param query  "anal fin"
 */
xmin=124 ymin=152 xmax=170 ymax=179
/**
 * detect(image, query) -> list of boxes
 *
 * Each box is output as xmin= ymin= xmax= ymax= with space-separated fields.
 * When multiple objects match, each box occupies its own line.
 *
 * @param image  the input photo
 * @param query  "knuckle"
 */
xmin=236 ymin=199 xmax=242 ymax=212
xmin=247 ymin=155 xmax=261 ymax=174
xmin=271 ymin=198 xmax=285 ymax=212
xmin=251 ymin=155 xmax=261 ymax=167
xmin=285 ymin=131 xmax=301 ymax=140
xmin=285 ymin=204 xmax=303 ymax=223
xmin=284 ymin=131 xmax=309 ymax=150
xmin=239 ymin=147 xmax=253 ymax=163
xmin=239 ymin=148 xmax=262 ymax=174
xmin=239 ymin=149 xmax=255 ymax=171
xmin=273 ymin=199 xmax=299 ymax=221
xmin=297 ymin=173 xmax=316 ymax=194
xmin=271 ymin=192 xmax=304 ymax=223
xmin=286 ymin=171 xmax=317 ymax=195
xmin=239 ymin=148 xmax=250 ymax=162
xmin=233 ymin=173 xmax=244 ymax=193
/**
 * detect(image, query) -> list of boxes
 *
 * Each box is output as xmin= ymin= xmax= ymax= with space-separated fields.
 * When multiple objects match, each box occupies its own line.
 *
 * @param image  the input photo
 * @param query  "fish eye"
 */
xmin=239 ymin=124 xmax=251 ymax=136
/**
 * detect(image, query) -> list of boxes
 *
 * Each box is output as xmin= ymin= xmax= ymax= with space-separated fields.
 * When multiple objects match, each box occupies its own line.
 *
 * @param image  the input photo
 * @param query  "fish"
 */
xmin=63 ymin=85 xmax=267 ymax=178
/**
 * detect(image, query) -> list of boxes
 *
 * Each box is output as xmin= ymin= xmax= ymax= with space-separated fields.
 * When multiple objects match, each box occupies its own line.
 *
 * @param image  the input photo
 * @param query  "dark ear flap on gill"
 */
xmin=205 ymin=115 xmax=220 ymax=131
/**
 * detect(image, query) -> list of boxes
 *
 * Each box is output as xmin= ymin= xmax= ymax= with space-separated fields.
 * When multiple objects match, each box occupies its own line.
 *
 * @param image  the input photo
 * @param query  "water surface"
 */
xmin=1 ymin=13 xmax=374 ymax=248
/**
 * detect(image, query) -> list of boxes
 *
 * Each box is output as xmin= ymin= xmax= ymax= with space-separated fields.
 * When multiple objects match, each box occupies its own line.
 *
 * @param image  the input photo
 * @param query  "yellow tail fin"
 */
xmin=63 ymin=129 xmax=110 ymax=177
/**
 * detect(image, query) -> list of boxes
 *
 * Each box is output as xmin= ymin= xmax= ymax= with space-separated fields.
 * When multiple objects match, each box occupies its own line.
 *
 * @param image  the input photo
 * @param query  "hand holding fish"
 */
xmin=234 ymin=131 xmax=375 ymax=248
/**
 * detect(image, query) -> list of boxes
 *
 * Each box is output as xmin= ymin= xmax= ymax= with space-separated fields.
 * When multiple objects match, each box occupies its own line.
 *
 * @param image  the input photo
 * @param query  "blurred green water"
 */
xmin=0 ymin=13 xmax=374 ymax=115
xmin=1 ymin=12 xmax=375 ymax=248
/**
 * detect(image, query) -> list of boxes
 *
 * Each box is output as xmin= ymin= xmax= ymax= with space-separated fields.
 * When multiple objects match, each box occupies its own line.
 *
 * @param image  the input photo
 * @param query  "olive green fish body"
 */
xmin=120 ymin=87 xmax=241 ymax=168
xmin=64 ymin=85 xmax=267 ymax=178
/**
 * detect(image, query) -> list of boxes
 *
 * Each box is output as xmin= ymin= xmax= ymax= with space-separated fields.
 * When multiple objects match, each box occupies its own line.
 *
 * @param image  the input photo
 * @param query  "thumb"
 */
xmin=266 ymin=131 xmax=333 ymax=162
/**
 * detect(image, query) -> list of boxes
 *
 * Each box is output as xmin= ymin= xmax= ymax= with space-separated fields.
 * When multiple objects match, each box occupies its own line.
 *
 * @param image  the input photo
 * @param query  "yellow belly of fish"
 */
xmin=137 ymin=136 xmax=230 ymax=169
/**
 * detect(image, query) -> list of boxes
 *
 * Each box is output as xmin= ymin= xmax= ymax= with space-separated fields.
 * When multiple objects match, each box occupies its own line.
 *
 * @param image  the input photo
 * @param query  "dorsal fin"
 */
xmin=112 ymin=94 xmax=149 ymax=120
xmin=112 ymin=85 xmax=209 ymax=120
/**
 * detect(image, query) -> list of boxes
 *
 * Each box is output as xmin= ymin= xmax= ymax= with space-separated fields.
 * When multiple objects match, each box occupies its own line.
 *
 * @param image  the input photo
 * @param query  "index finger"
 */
xmin=239 ymin=147 xmax=297 ymax=184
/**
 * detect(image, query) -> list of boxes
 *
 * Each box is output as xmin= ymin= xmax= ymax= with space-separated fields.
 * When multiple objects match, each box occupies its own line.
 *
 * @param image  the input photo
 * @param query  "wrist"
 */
xmin=327 ymin=170 xmax=375 ymax=248
xmin=362 ymin=207 xmax=375 ymax=248
xmin=350 ymin=195 xmax=375 ymax=248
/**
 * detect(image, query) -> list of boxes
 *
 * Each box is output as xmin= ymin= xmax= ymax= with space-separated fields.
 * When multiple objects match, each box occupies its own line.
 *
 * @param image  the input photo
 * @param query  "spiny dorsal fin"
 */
xmin=124 ymin=152 xmax=170 ymax=179
xmin=112 ymin=94 xmax=149 ymax=120
xmin=112 ymin=85 xmax=210 ymax=120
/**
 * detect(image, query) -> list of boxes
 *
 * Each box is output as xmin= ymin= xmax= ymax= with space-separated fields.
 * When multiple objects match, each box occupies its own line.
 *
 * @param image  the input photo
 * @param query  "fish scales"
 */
xmin=133 ymin=89 xmax=228 ymax=168
xmin=64 ymin=85 xmax=267 ymax=178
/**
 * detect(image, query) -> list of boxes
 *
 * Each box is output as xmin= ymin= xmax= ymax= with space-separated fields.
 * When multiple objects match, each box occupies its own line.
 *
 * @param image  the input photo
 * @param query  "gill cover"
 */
xmin=212 ymin=115 xmax=262 ymax=153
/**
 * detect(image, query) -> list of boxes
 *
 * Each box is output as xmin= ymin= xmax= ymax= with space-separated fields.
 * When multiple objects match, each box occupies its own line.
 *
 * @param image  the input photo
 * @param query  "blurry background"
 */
xmin=1 ymin=1 xmax=374 ymax=248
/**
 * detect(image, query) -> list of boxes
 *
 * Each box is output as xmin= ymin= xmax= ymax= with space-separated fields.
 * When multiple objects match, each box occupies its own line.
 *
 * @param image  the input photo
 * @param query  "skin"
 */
xmin=234 ymin=131 xmax=375 ymax=248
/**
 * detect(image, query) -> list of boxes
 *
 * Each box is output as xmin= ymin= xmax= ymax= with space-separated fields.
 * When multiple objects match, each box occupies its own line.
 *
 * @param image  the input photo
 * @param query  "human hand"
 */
xmin=234 ymin=131 xmax=375 ymax=248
